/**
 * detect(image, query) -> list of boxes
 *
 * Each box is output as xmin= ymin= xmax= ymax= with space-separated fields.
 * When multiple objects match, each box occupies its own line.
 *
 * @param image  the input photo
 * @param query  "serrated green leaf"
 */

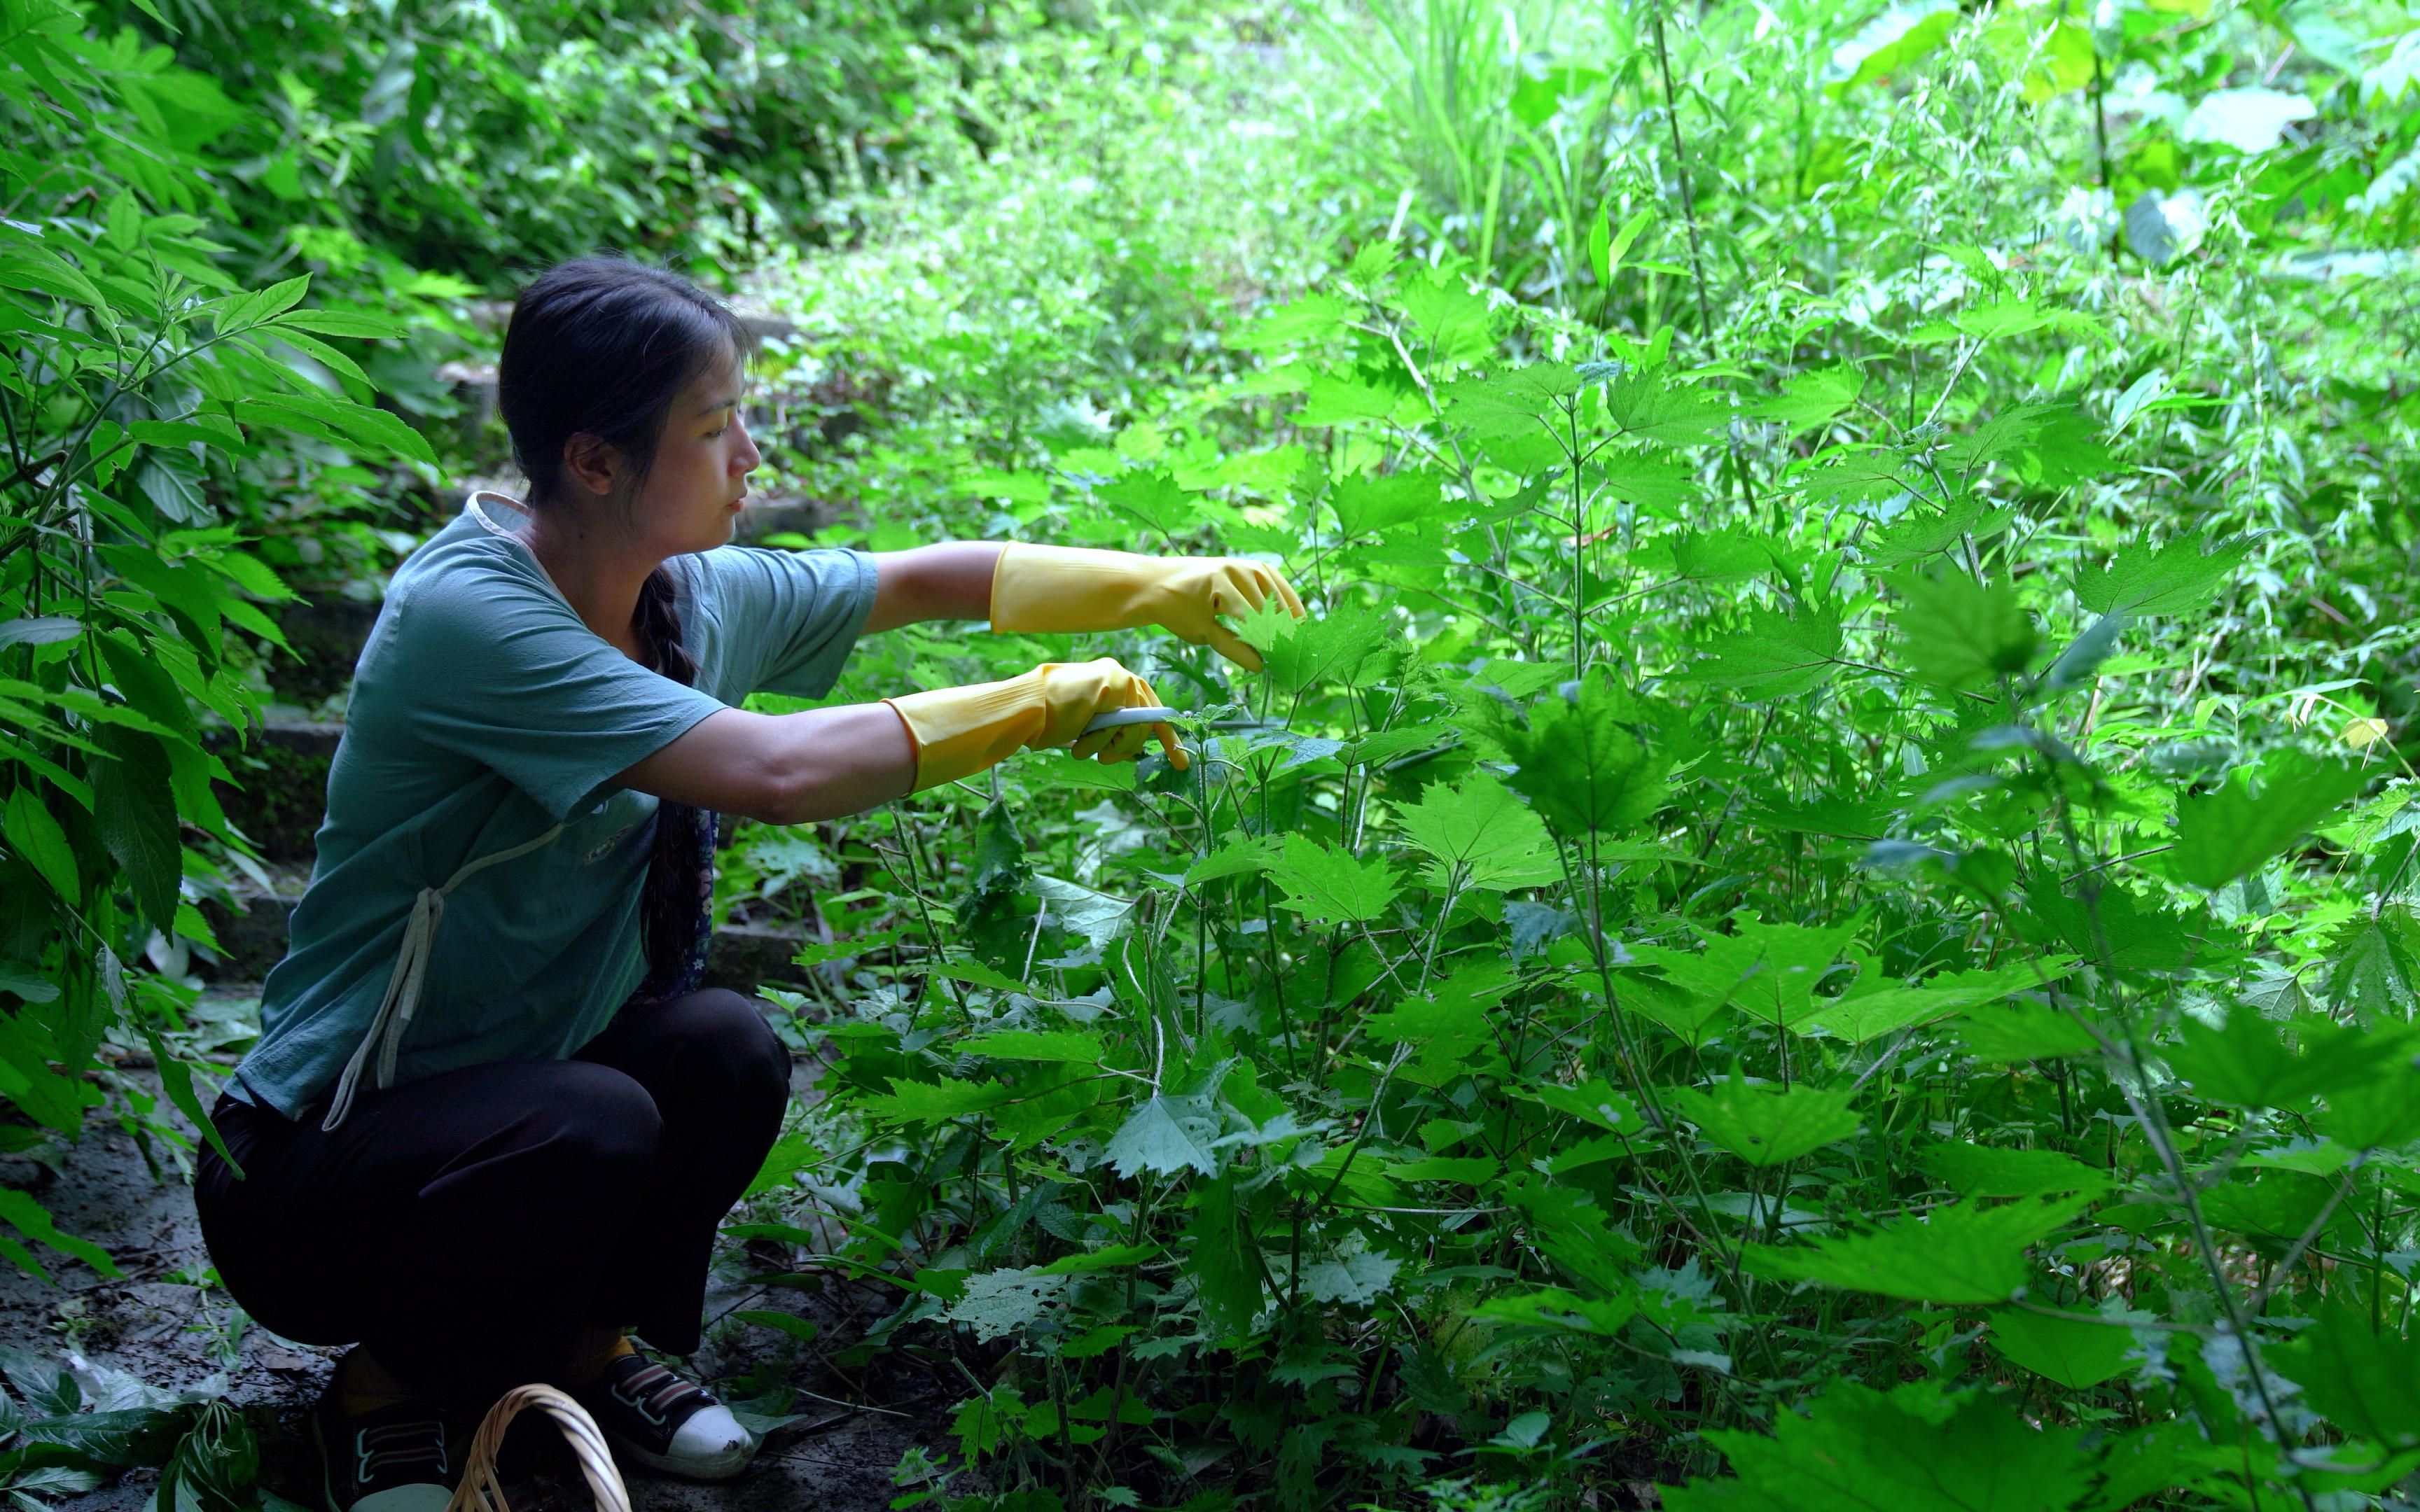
xmin=1665 ymin=1378 xmax=2095 ymax=1512
xmin=3 ymin=787 xmax=77 ymax=903
xmin=2159 ymin=752 xmax=2369 ymax=890
xmin=1890 ymin=570 xmax=2036 ymax=687
xmin=1501 ymin=669 xmax=1670 ymax=839
xmin=1664 ymin=1079 xmax=1860 ymax=1167
xmin=2077 ymin=529 xmax=2253 ymax=617
xmin=1986 ymin=1307 xmax=2139 ymax=1389
xmin=1105 ymin=1094 xmax=1221 ymax=1177
xmin=1742 ymin=1194 xmax=2089 ymax=1303
xmin=1683 ymin=605 xmax=1842 ymax=699
xmin=1266 ymin=834 xmax=1400 ymax=924
xmin=1920 ymin=1143 xmax=2113 ymax=1198
xmin=1396 ymin=772 xmax=1560 ymax=890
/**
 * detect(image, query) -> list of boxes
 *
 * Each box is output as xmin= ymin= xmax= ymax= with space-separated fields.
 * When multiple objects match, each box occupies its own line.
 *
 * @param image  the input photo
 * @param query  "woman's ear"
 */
xmin=561 ymin=432 xmax=620 ymax=499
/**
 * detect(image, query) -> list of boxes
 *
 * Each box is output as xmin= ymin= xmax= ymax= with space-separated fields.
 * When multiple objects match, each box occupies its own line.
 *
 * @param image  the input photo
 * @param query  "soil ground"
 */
xmin=0 ymin=1024 xmax=950 ymax=1512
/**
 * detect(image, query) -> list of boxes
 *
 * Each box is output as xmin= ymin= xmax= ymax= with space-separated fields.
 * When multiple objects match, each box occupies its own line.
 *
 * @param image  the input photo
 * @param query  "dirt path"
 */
xmin=1 ymin=1046 xmax=947 ymax=1512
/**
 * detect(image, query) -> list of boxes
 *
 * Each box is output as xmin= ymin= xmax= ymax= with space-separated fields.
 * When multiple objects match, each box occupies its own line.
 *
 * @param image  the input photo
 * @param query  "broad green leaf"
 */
xmin=1955 ymin=1003 xmax=2101 ymax=1062
xmin=1396 ymin=772 xmax=1560 ymax=890
xmin=0 ymin=1187 xmax=120 ymax=1280
xmin=1183 ymin=834 xmax=1282 ymax=887
xmin=1441 ymin=364 xmax=1582 ymax=442
xmin=931 ymin=960 xmax=1026 ymax=993
xmin=1261 ymin=602 xmax=1391 ymax=693
xmin=1720 ymin=914 xmax=1864 ymax=1028
xmin=2076 ymin=529 xmax=2252 ymax=617
xmin=1365 ymin=959 xmax=1516 ymax=1058
xmin=91 ymin=726 xmax=179 ymax=935
xmin=1184 ymin=1174 xmax=1263 ymax=1338
xmin=1587 ymin=451 xmax=1699 ymax=514
xmin=1105 ymin=1093 xmax=1221 ymax=1177
xmin=1987 ymin=1308 xmax=2138 ymax=1389
xmin=1228 ymin=292 xmax=1351 ymax=353
xmin=1863 ymin=493 xmax=2016 ymax=570
xmin=861 ymin=1077 xmax=1012 ymax=1126
xmin=2317 ymin=1074 xmax=2420 ymax=1152
xmin=0 ymin=616 xmax=80 ymax=651
xmin=1330 ymin=471 xmax=1443 ymax=538
xmin=144 ymin=1026 xmax=241 ymax=1178
xmin=1596 ymin=366 xmax=1731 ymax=447
xmin=1664 ymin=1080 xmax=1860 ymax=1167
xmin=1666 ymin=1378 xmax=2095 ymax=1512
xmin=2166 ymin=1011 xmax=2405 ymax=1111
xmin=1526 ymin=1077 xmax=1643 ymax=1135
xmin=1741 ymin=1194 xmax=2089 ymax=1304
xmin=3 ymin=787 xmax=78 ymax=902
xmin=2272 ymin=1303 xmax=2420 ymax=1451
xmin=2157 ymin=752 xmax=2368 ymax=890
xmin=1682 ymin=605 xmax=1842 ymax=699
xmin=1501 ymin=669 xmax=1671 ymax=839
xmin=1660 ymin=525 xmax=1772 ymax=582
xmin=1920 ymin=1143 xmax=2113 ymax=1198
xmin=1299 ymin=370 xmax=1406 ymax=426
xmin=1749 ymin=365 xmax=1863 ymax=430
xmin=1890 ymin=570 xmax=2036 ymax=687
xmin=1267 ymin=834 xmax=1400 ymax=924
xmin=1800 ymin=958 xmax=2077 ymax=1043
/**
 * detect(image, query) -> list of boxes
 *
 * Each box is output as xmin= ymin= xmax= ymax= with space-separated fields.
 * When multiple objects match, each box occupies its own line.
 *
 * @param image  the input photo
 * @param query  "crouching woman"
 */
xmin=193 ymin=255 xmax=1301 ymax=1511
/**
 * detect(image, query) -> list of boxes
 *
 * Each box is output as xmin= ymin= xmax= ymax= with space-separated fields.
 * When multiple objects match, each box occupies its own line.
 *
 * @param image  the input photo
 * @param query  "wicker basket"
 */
xmin=443 ymin=1384 xmax=630 ymax=1512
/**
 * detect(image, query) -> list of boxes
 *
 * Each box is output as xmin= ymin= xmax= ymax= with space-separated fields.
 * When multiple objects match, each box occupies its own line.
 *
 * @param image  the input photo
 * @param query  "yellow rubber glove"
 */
xmin=989 ymin=544 xmax=1309 ymax=672
xmin=883 ymin=657 xmax=1188 ymax=793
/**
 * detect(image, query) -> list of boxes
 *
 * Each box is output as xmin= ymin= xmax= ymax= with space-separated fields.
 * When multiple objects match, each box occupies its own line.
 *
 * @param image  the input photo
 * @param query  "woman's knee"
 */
xmin=663 ymin=989 xmax=792 ymax=1108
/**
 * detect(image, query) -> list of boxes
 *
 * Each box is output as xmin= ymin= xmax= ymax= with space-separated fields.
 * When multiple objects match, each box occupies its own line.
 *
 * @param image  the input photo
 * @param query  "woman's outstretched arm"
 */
xmin=864 ymin=543 xmax=1003 ymax=634
xmin=616 ymin=704 xmax=917 ymax=824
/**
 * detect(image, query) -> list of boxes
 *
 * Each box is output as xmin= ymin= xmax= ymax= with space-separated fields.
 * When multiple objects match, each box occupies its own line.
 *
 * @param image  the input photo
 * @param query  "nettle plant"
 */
xmin=1 ymin=2 xmax=431 ymax=1256
xmin=732 ymin=244 xmax=2420 ymax=1511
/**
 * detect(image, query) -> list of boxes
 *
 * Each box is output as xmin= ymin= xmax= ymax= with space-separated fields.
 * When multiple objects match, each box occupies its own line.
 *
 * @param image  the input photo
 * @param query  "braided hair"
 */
xmin=495 ymin=255 xmax=754 ymax=996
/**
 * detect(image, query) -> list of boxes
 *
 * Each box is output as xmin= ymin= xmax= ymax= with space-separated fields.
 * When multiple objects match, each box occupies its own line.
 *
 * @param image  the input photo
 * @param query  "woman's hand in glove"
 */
xmin=883 ymin=657 xmax=1185 ymax=793
xmin=989 ymin=544 xmax=1307 ymax=671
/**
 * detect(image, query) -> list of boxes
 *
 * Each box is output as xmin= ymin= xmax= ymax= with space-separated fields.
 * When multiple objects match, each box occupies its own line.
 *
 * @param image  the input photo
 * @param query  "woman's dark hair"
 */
xmin=497 ymin=255 xmax=755 ymax=996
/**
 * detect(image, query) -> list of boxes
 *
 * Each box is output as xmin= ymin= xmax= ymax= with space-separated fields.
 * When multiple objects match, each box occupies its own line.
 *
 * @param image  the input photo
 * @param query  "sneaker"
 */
xmin=571 ymin=1350 xmax=756 ymax=1480
xmin=310 ymin=1390 xmax=461 ymax=1512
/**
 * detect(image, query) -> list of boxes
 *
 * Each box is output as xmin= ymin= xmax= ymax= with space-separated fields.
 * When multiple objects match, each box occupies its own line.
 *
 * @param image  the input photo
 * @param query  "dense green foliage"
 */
xmin=10 ymin=0 xmax=2420 ymax=1508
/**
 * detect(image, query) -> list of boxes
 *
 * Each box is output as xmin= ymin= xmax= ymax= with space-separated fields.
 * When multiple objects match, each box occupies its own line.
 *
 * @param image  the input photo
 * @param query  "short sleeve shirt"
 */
xmin=230 ymin=493 xmax=879 ymax=1119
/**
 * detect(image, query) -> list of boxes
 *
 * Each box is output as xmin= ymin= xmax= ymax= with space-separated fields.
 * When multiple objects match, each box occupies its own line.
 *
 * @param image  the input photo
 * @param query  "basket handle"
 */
xmin=443 ymin=1383 xmax=630 ymax=1512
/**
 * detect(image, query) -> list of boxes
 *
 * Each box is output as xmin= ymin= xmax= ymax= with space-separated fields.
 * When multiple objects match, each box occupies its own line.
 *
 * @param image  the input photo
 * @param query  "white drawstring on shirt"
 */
xmin=320 ymin=823 xmax=568 ymax=1132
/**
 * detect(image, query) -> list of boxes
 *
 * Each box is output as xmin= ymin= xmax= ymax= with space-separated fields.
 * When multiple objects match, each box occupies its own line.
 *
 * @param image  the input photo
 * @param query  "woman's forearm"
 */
xmin=615 ymin=703 xmax=915 ymax=823
xmin=864 ymin=542 xmax=1003 ymax=634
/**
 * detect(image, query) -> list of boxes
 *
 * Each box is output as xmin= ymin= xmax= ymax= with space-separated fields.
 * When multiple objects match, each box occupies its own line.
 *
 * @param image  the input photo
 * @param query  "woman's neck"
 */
xmin=517 ymin=503 xmax=658 ymax=662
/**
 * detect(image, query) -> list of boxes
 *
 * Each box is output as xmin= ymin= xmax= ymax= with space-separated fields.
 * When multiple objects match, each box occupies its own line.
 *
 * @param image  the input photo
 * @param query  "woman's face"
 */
xmin=629 ymin=345 xmax=762 ymax=556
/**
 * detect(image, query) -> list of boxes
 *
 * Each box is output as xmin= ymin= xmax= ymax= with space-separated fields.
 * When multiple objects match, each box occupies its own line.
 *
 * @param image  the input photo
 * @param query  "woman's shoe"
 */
xmin=569 ymin=1350 xmax=756 ymax=1480
xmin=310 ymin=1387 xmax=461 ymax=1512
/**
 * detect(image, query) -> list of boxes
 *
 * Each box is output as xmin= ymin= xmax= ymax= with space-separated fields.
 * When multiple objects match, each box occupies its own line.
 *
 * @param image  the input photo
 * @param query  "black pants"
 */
xmin=195 ymin=988 xmax=791 ymax=1411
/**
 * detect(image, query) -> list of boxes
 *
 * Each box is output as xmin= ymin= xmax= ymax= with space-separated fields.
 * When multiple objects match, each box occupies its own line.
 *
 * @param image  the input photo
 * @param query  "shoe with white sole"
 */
xmin=571 ymin=1350 xmax=756 ymax=1480
xmin=311 ymin=1390 xmax=461 ymax=1512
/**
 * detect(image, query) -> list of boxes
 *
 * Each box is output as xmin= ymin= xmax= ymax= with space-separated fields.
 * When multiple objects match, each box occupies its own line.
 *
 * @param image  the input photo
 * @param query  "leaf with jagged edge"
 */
xmin=2077 ymin=528 xmax=2253 ymax=617
xmin=1664 ymin=1079 xmax=1861 ymax=1167
xmin=1682 ymin=604 xmax=1842 ymax=699
xmin=1265 ymin=833 xmax=1400 ymax=924
xmin=1501 ymin=668 xmax=1671 ymax=839
xmin=2156 ymin=752 xmax=2369 ymax=890
xmin=1741 ymin=1194 xmax=2092 ymax=1304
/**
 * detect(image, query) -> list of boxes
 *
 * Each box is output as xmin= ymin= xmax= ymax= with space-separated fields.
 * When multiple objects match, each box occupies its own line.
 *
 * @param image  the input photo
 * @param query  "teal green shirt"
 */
xmin=231 ymin=493 xmax=879 ymax=1119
